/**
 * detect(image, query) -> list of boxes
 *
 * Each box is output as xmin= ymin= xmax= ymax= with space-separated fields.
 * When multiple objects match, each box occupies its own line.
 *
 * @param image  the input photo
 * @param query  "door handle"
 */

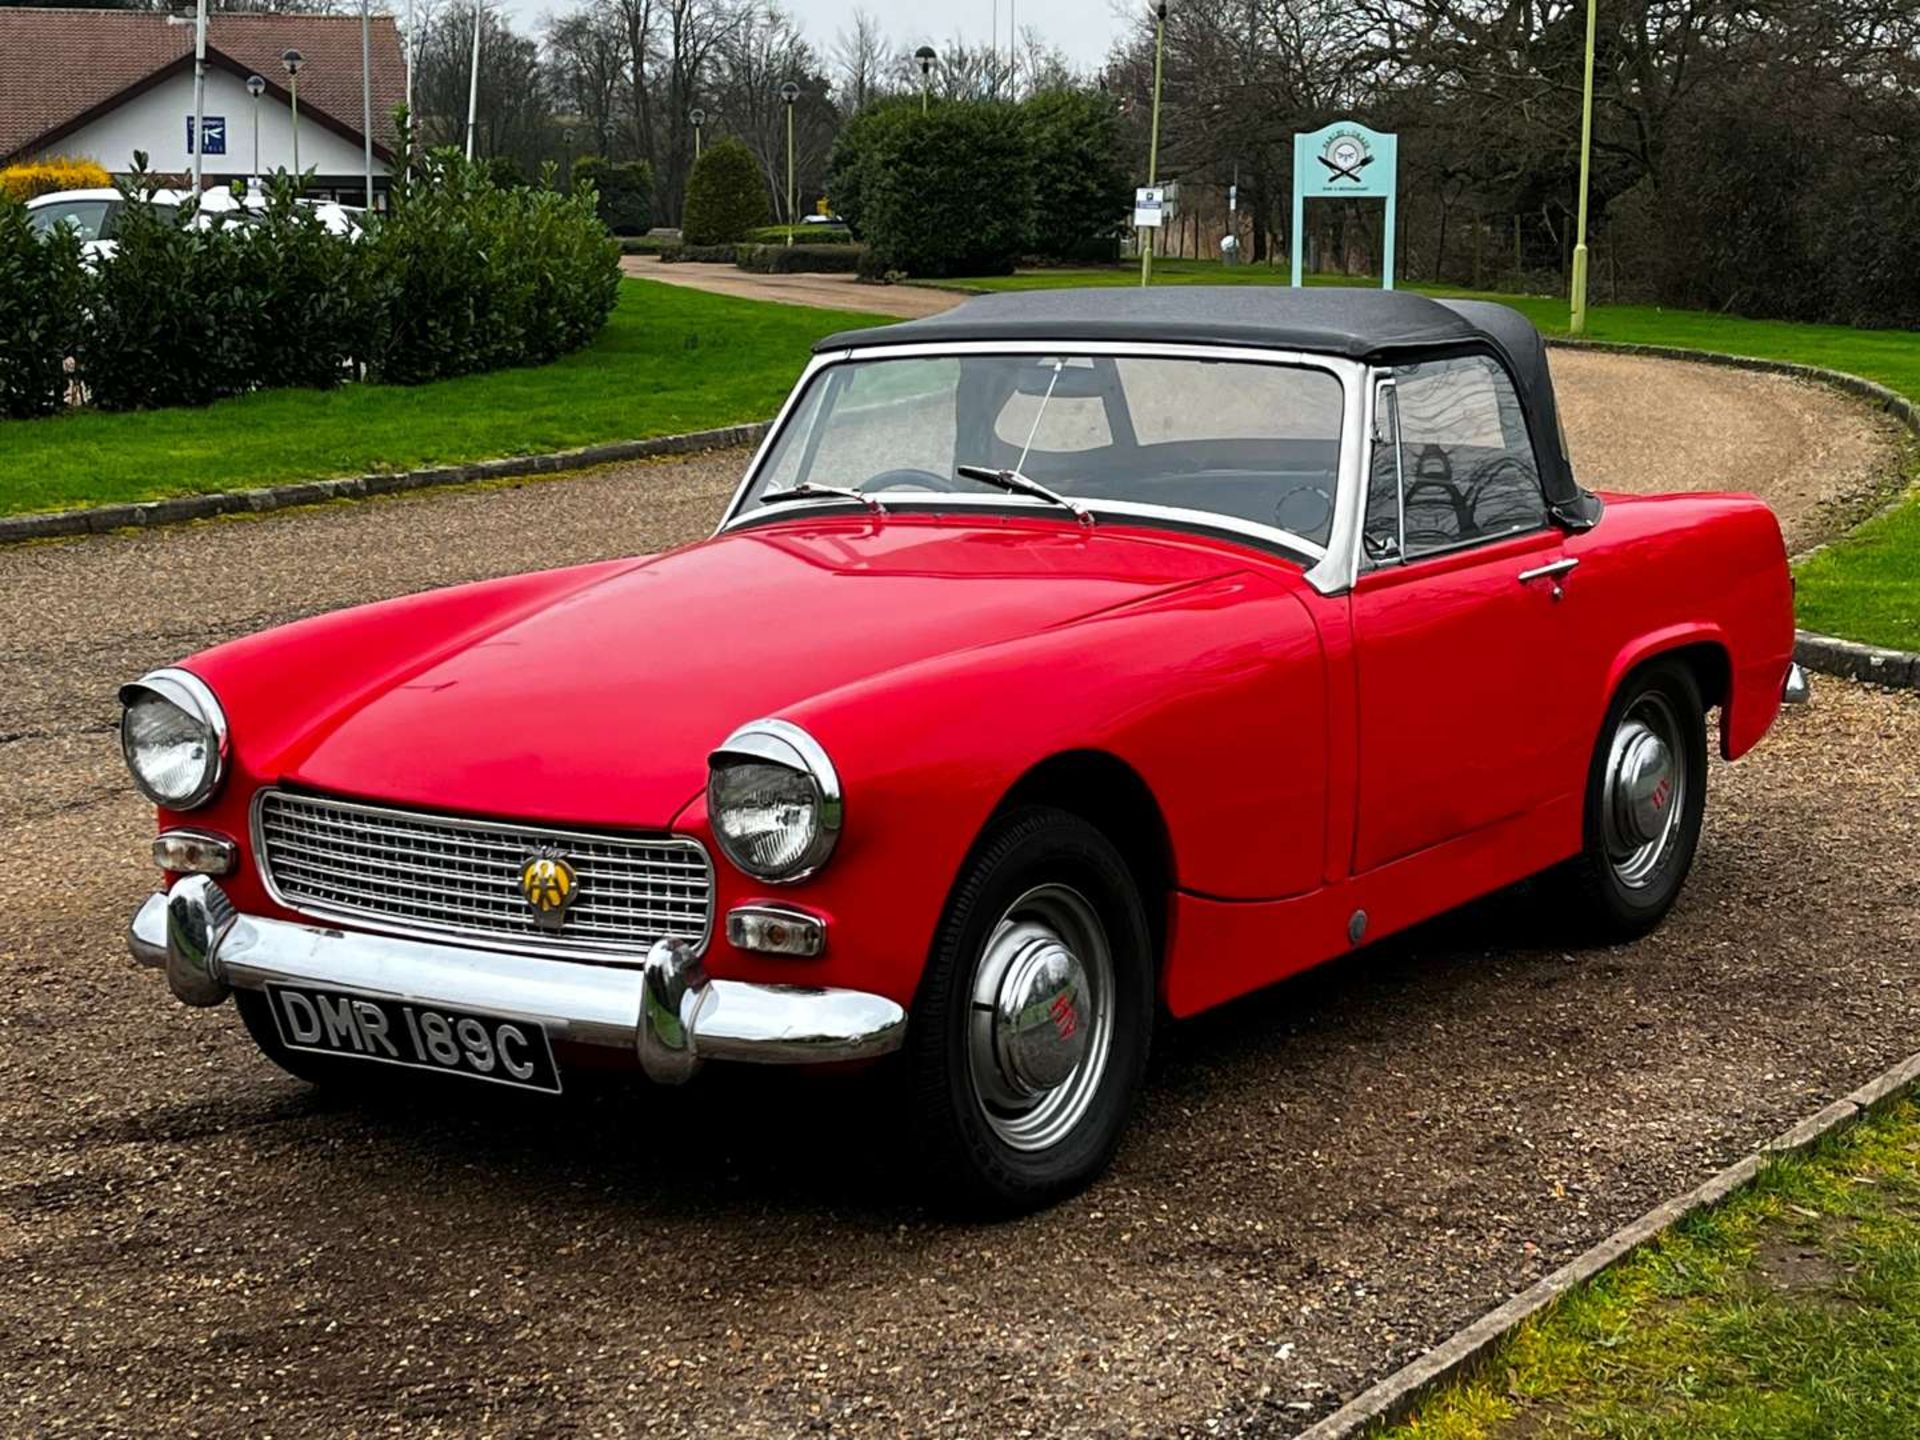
xmin=1518 ymin=557 xmax=1579 ymax=601
xmin=1517 ymin=558 xmax=1580 ymax=583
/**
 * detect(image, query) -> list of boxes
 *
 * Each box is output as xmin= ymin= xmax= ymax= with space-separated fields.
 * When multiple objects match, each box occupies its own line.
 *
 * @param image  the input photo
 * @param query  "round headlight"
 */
xmin=707 ymin=719 xmax=842 ymax=883
xmin=119 ymin=668 xmax=228 ymax=810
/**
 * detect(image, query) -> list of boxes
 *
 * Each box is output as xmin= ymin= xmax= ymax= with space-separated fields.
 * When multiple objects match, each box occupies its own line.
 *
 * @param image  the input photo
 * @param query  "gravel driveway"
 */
xmin=1 ymin=359 xmax=1913 ymax=1438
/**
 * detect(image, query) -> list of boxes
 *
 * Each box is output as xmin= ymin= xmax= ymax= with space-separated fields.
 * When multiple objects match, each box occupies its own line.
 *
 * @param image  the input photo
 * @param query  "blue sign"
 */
xmin=187 ymin=116 xmax=227 ymax=156
xmin=1291 ymin=121 xmax=1399 ymax=289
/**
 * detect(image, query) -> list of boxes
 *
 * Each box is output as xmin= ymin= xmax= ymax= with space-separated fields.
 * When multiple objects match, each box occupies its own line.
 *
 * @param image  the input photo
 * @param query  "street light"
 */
xmin=246 ymin=75 xmax=265 ymax=181
xmin=1570 ymin=0 xmax=1599 ymax=334
xmin=557 ymin=112 xmax=579 ymax=190
xmin=915 ymin=46 xmax=936 ymax=113
xmin=465 ymin=0 xmax=483 ymax=161
xmin=280 ymin=49 xmax=305 ymax=181
xmin=780 ymin=81 xmax=800 ymax=245
xmin=689 ymin=107 xmax=706 ymax=162
xmin=1140 ymin=2 xmax=1168 ymax=287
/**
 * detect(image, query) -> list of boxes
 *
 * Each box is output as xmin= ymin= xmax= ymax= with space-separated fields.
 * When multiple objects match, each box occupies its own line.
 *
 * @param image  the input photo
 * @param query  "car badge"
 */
xmin=519 ymin=849 xmax=579 ymax=931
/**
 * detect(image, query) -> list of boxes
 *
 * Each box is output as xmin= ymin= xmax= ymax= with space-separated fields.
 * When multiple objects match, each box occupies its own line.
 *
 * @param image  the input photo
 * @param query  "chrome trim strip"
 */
xmin=250 ymin=789 xmax=715 ymax=963
xmin=714 ymin=340 xmax=1366 ymax=592
xmin=130 ymin=878 xmax=907 ymax=1078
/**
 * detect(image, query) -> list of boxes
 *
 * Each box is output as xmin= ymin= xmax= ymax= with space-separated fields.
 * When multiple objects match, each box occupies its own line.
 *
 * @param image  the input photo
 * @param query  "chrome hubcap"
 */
xmin=1602 ymin=694 xmax=1686 ymax=889
xmin=966 ymin=883 xmax=1113 ymax=1152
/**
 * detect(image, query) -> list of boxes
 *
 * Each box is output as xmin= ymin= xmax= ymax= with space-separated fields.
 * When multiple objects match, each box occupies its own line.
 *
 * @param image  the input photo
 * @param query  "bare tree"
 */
xmin=833 ymin=8 xmax=889 ymax=111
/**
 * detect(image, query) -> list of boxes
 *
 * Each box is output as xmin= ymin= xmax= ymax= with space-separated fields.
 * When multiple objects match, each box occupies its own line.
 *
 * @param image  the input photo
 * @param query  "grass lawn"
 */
xmin=929 ymin=261 xmax=1920 ymax=652
xmin=0 ymin=278 xmax=884 ymax=516
xmin=1374 ymin=1098 xmax=1920 ymax=1439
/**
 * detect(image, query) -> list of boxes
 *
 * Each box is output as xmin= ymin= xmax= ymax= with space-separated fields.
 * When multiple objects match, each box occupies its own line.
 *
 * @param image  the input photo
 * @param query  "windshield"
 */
xmin=743 ymin=352 xmax=1346 ymax=546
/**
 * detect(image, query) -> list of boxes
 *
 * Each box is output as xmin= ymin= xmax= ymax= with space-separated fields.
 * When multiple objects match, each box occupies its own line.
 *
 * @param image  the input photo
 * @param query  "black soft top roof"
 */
xmin=816 ymin=286 xmax=1600 ymax=529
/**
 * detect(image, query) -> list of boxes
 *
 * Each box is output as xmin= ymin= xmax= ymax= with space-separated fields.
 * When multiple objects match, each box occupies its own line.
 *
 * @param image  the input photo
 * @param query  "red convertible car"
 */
xmin=124 ymin=288 xmax=1806 ymax=1212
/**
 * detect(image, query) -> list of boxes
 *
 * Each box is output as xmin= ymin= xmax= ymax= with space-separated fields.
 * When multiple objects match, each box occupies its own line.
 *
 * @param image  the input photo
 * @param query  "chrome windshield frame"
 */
xmin=716 ymin=339 xmax=1374 ymax=595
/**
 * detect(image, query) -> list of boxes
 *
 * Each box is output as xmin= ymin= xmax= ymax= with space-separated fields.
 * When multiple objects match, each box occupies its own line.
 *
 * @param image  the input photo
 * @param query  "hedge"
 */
xmin=2 ymin=148 xmax=619 ymax=416
xmin=735 ymin=243 xmax=863 ymax=274
xmin=658 ymin=242 xmax=739 ymax=264
xmin=746 ymin=224 xmax=853 ymax=245
xmin=853 ymin=103 xmax=1031 ymax=277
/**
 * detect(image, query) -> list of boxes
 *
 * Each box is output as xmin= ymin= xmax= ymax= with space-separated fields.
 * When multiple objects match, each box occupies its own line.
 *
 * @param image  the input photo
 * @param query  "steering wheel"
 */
xmin=864 ymin=467 xmax=966 ymax=493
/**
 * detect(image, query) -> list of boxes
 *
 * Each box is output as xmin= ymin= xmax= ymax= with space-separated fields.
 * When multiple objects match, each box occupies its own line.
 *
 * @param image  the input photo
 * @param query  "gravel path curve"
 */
xmin=0 ymin=362 xmax=1912 ymax=1438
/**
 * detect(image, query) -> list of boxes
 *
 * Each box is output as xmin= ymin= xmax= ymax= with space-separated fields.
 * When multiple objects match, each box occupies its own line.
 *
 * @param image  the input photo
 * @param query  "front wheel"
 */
xmin=907 ymin=807 xmax=1155 ymax=1215
xmin=1556 ymin=659 xmax=1708 ymax=941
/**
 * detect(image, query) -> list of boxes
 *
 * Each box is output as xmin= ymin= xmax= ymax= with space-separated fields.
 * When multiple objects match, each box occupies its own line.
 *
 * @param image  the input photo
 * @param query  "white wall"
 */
xmin=39 ymin=69 xmax=387 ymax=185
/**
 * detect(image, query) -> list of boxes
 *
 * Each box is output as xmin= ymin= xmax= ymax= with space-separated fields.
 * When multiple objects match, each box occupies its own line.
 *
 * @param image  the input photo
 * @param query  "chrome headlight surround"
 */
xmin=707 ymin=719 xmax=842 ymax=883
xmin=118 ymin=668 xmax=229 ymax=811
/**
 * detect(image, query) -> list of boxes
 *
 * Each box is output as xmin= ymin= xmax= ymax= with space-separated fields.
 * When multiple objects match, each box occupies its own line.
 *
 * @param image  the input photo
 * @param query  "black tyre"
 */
xmin=907 ymin=806 xmax=1155 ymax=1216
xmin=1558 ymin=659 xmax=1708 ymax=940
xmin=234 ymin=989 xmax=383 ymax=1089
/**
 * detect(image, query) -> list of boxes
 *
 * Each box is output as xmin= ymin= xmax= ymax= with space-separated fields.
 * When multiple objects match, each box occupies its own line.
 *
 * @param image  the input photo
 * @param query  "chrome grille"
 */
xmin=253 ymin=790 xmax=712 ymax=961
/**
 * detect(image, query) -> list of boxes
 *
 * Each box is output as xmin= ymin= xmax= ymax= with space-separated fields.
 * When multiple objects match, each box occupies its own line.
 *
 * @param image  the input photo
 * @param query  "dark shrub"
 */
xmin=682 ymin=138 xmax=769 ymax=246
xmin=574 ymin=156 xmax=654 ymax=235
xmin=857 ymin=104 xmax=1031 ymax=277
xmin=1020 ymin=89 xmax=1130 ymax=263
xmin=824 ymin=98 xmax=915 ymax=240
xmin=483 ymin=155 xmax=528 ymax=189
xmin=0 ymin=196 xmax=90 ymax=417
xmin=735 ymin=243 xmax=863 ymax=274
xmin=658 ymin=242 xmax=738 ymax=264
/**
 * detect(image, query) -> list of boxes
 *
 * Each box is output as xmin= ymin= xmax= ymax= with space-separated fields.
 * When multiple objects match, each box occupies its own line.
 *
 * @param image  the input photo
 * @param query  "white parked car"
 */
xmin=26 ymin=185 xmax=363 ymax=261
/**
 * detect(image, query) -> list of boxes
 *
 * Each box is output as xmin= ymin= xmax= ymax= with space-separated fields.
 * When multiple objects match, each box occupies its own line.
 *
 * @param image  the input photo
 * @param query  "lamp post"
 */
xmin=780 ymin=80 xmax=799 ymax=243
xmin=1570 ymin=0 xmax=1599 ymax=334
xmin=360 ymin=0 xmax=375 ymax=209
xmin=690 ymin=107 xmax=706 ymax=162
xmin=915 ymin=46 xmax=935 ymax=112
xmin=280 ymin=48 xmax=304 ymax=181
xmin=465 ymin=0 xmax=483 ymax=160
xmin=558 ymin=113 xmax=579 ymax=190
xmin=1140 ymin=1 xmax=1167 ymax=287
xmin=246 ymin=75 xmax=265 ymax=182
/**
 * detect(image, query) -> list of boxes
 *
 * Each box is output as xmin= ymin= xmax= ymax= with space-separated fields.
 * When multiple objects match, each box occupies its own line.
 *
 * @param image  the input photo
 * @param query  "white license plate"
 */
xmin=265 ymin=984 xmax=561 ymax=1093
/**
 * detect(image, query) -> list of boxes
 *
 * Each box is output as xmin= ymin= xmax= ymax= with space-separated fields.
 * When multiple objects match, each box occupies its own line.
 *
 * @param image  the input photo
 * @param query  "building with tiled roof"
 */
xmin=0 ymin=8 xmax=405 ymax=202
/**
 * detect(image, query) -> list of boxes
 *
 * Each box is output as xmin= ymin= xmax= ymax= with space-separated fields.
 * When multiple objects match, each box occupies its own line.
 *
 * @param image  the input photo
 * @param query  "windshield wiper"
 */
xmin=954 ymin=465 xmax=1093 ymax=526
xmin=760 ymin=482 xmax=886 ymax=516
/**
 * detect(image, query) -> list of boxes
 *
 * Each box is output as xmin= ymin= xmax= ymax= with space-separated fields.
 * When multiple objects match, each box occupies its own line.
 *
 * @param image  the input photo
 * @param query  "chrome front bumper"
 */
xmin=128 ymin=876 xmax=907 ymax=1084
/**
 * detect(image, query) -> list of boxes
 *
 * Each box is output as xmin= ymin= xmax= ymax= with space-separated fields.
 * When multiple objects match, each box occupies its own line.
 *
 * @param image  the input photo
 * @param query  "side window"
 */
xmin=1364 ymin=354 xmax=1547 ymax=562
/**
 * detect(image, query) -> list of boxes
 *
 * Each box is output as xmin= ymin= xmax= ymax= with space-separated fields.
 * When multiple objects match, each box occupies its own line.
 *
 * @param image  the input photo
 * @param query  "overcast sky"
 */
xmin=491 ymin=0 xmax=1130 ymax=75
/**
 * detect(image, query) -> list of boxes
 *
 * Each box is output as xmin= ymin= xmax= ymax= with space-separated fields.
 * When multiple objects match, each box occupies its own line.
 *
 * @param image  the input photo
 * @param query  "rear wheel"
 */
xmin=907 ymin=807 xmax=1154 ymax=1215
xmin=1558 ymin=660 xmax=1708 ymax=940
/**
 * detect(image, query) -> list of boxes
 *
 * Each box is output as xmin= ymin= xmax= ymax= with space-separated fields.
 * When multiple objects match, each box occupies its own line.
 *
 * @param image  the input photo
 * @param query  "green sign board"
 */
xmin=1291 ymin=121 xmax=1399 ymax=289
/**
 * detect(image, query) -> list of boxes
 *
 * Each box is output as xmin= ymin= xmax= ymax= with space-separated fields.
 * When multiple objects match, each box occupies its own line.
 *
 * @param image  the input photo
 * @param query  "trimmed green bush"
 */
xmin=1020 ymin=89 xmax=1129 ymax=263
xmin=746 ymin=224 xmax=853 ymax=245
xmin=658 ymin=242 xmax=738 ymax=264
xmin=682 ymin=138 xmax=769 ymax=246
xmin=856 ymin=103 xmax=1032 ymax=277
xmin=43 ymin=149 xmax=619 ymax=412
xmin=574 ymin=156 xmax=653 ymax=235
xmin=0 ymin=197 xmax=90 ymax=417
xmin=369 ymin=148 xmax=619 ymax=384
xmin=735 ymin=243 xmax=863 ymax=274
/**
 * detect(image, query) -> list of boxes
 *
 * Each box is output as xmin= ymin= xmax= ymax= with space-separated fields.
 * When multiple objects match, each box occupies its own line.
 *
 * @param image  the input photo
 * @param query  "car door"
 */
xmin=1348 ymin=352 xmax=1579 ymax=874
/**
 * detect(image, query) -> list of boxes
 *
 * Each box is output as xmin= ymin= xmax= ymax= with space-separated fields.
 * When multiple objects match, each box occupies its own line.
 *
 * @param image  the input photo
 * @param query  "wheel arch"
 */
xmin=989 ymin=750 xmax=1176 ymax=966
xmin=1601 ymin=626 xmax=1733 ymax=757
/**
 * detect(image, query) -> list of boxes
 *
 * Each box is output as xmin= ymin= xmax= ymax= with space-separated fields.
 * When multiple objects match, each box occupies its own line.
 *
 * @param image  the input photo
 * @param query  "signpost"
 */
xmin=187 ymin=116 xmax=227 ymax=157
xmin=1133 ymin=185 xmax=1166 ymax=230
xmin=1290 ymin=121 xmax=1399 ymax=289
